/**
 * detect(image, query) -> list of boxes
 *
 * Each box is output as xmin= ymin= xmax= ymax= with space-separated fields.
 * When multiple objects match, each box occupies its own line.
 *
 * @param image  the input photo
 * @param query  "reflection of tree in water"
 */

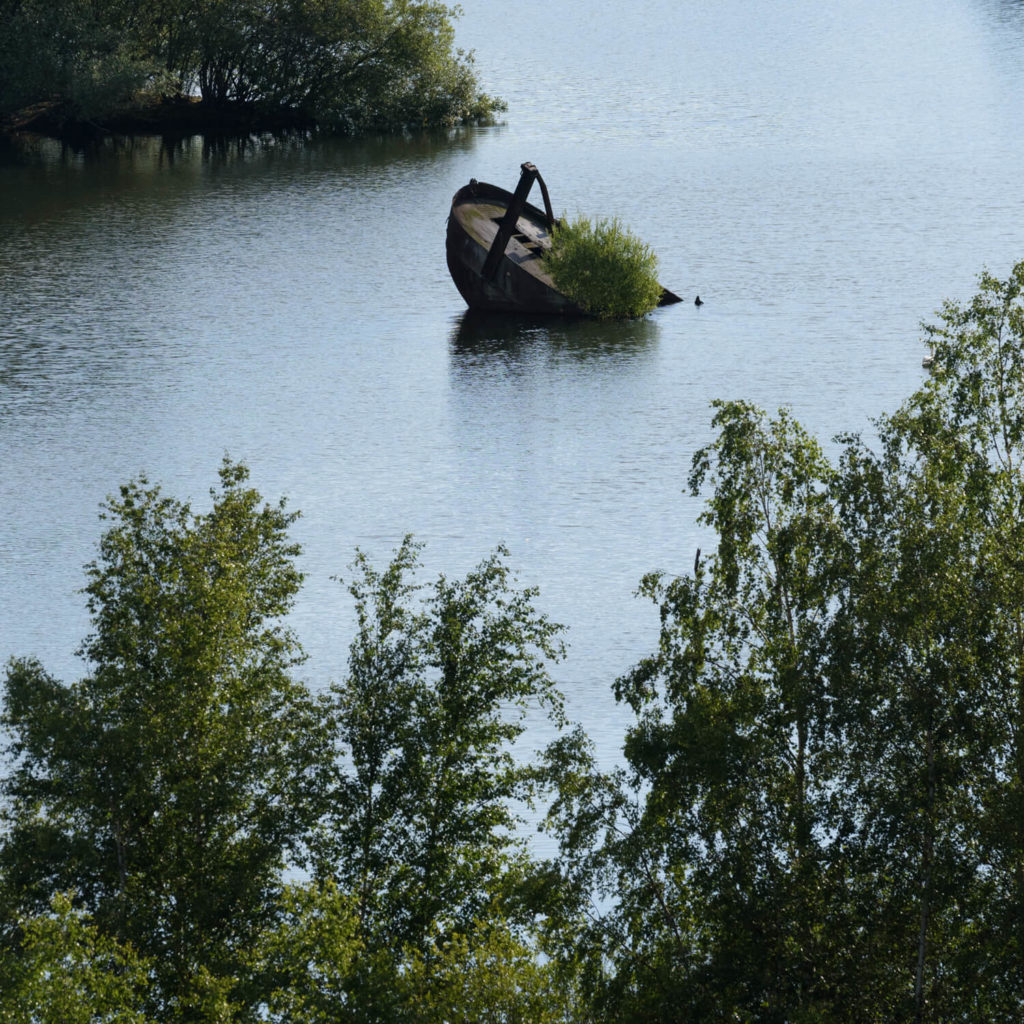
xmin=448 ymin=308 xmax=662 ymax=368
xmin=162 ymin=125 xmax=486 ymax=170
xmin=3 ymin=124 xmax=484 ymax=173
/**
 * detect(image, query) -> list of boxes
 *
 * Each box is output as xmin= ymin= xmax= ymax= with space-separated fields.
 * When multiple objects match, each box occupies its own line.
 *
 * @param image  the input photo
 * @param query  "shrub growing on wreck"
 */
xmin=544 ymin=214 xmax=663 ymax=319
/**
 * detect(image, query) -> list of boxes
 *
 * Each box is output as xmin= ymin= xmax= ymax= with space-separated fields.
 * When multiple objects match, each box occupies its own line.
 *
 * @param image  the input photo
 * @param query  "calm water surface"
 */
xmin=3 ymin=0 xmax=1024 ymax=772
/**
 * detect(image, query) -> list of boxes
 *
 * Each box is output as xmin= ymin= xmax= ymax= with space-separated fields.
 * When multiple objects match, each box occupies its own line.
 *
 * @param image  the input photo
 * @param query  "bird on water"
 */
xmin=694 ymin=295 xmax=703 ymax=307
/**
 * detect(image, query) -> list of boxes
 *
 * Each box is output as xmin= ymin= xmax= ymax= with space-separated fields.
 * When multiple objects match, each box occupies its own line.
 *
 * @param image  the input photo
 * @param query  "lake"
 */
xmin=3 ymin=0 xmax=1024 ymax=774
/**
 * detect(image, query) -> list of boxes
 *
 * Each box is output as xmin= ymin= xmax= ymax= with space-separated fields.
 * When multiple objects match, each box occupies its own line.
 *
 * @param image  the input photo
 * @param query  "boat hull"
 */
xmin=446 ymin=168 xmax=683 ymax=315
xmin=445 ymin=179 xmax=584 ymax=315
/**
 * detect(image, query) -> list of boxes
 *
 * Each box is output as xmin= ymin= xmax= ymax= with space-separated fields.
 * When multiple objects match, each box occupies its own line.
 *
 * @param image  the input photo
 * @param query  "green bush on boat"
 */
xmin=544 ymin=214 xmax=663 ymax=319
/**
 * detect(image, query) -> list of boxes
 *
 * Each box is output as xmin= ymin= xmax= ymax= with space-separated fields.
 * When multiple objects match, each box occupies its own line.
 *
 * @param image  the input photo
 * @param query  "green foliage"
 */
xmin=594 ymin=401 xmax=851 ymax=1021
xmin=252 ymin=881 xmax=363 ymax=1024
xmin=242 ymin=0 xmax=503 ymax=132
xmin=0 ymin=459 xmax=329 ymax=1020
xmin=401 ymin=916 xmax=581 ymax=1024
xmin=539 ymin=262 xmax=1024 ymax=1022
xmin=0 ymin=891 xmax=150 ymax=1024
xmin=318 ymin=537 xmax=566 ymax=957
xmin=252 ymin=887 xmax=580 ymax=1024
xmin=0 ymin=0 xmax=501 ymax=133
xmin=854 ymin=258 xmax=1024 ymax=1017
xmin=0 ymin=0 xmax=166 ymax=125
xmin=828 ymin=426 xmax=996 ymax=1021
xmin=8 ymin=263 xmax=1024 ymax=1020
xmin=543 ymin=214 xmax=663 ymax=319
xmin=0 ymin=464 xmax=574 ymax=1023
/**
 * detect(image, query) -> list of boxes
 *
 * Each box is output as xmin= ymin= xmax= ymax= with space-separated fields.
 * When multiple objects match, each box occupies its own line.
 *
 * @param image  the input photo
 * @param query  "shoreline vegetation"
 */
xmin=0 ymin=0 xmax=504 ymax=141
xmin=4 ymin=263 xmax=1024 ymax=1021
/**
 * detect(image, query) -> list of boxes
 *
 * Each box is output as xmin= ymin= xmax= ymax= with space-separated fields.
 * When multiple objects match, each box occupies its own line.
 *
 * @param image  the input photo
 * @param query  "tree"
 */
xmin=832 ymin=259 xmax=1024 ymax=1021
xmin=828 ymin=423 xmax=995 ymax=1022
xmin=252 ymin=882 xmax=581 ymax=1024
xmin=400 ymin=915 xmax=582 ymax=1024
xmin=544 ymin=264 xmax=1024 ymax=1022
xmin=0 ymin=0 xmax=502 ymax=134
xmin=591 ymin=401 xmax=852 ymax=1022
xmin=251 ymin=880 xmax=363 ymax=1024
xmin=185 ymin=0 xmax=502 ymax=132
xmin=0 ymin=460 xmax=328 ymax=1021
xmin=314 ymin=537 xmax=567 ymax=1015
xmin=0 ymin=0 xmax=165 ymax=125
xmin=0 ymin=891 xmax=151 ymax=1024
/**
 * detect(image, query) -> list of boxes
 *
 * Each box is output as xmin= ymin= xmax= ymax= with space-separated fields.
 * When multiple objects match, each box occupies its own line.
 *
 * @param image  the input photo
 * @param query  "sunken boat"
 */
xmin=445 ymin=162 xmax=682 ymax=315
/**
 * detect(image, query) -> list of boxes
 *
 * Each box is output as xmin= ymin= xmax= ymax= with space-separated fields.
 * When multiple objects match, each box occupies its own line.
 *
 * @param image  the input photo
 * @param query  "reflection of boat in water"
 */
xmin=445 ymin=162 xmax=682 ymax=315
xmin=449 ymin=308 xmax=661 ymax=362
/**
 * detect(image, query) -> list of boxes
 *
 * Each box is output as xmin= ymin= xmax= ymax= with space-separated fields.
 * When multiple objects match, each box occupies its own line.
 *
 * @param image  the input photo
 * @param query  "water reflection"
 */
xmin=449 ymin=309 xmax=662 ymax=366
xmin=5 ymin=0 xmax=1024 ymax=776
xmin=0 ymin=123 xmax=490 ymax=174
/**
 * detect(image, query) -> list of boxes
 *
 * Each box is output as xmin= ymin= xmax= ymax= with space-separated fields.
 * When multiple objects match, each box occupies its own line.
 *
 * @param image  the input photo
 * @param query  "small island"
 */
xmin=0 ymin=0 xmax=503 ymax=139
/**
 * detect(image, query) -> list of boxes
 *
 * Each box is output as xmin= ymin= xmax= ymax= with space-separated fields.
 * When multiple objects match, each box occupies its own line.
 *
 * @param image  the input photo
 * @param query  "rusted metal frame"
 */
xmin=533 ymin=167 xmax=556 ymax=229
xmin=482 ymin=162 xmax=543 ymax=281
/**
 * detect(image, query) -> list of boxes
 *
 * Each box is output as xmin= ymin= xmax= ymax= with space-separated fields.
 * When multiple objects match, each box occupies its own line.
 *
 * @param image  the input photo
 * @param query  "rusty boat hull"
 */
xmin=445 ymin=163 xmax=681 ymax=316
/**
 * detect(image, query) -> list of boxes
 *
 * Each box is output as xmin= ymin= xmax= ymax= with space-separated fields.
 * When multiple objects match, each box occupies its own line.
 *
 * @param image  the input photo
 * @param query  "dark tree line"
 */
xmin=3 ymin=263 xmax=1024 ymax=1021
xmin=0 ymin=0 xmax=502 ymax=135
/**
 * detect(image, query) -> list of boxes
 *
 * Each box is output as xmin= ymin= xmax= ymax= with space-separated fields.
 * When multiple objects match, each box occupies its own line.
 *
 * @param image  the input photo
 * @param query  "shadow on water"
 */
xmin=0 ymin=123 xmax=489 ymax=243
xmin=448 ymin=309 xmax=662 ymax=368
xmin=0 ymin=123 xmax=490 ymax=173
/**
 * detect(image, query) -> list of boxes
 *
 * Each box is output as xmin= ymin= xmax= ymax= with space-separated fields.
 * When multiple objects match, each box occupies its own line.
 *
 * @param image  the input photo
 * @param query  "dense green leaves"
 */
xmin=0 ymin=892 xmax=150 ymax=1024
xmin=320 ymin=538 xmax=566 ymax=953
xmin=400 ymin=916 xmax=582 ymax=1024
xmin=0 ymin=0 xmax=165 ymax=124
xmin=544 ymin=214 xmax=663 ymax=319
xmin=0 ymin=0 xmax=502 ymax=133
xmin=590 ymin=401 xmax=849 ymax=1021
xmin=0 ymin=460 xmax=328 ymax=1019
xmin=876 ymin=260 xmax=1024 ymax=1018
xmin=251 ymin=880 xmax=363 ymax=1024
xmin=534 ymin=261 xmax=1024 ymax=1023
xmin=0 ymin=474 xmax=571 ymax=1023
xmin=7 ymin=263 xmax=1024 ymax=1020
